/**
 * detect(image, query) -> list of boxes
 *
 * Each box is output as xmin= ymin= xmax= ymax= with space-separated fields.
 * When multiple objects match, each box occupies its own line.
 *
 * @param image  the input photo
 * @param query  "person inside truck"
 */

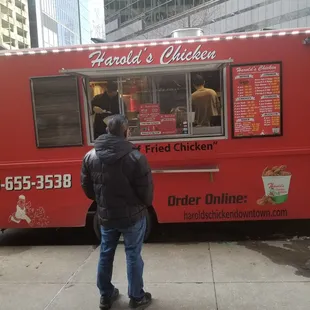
xmin=191 ymin=74 xmax=221 ymax=127
xmin=92 ymin=81 xmax=120 ymax=139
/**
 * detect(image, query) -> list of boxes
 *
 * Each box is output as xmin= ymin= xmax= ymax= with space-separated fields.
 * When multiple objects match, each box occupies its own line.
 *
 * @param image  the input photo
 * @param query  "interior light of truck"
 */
xmin=125 ymin=44 xmax=132 ymax=47
xmin=213 ymin=37 xmax=220 ymax=41
xmin=17 ymin=52 xmax=23 ymax=55
xmin=150 ymin=42 xmax=157 ymax=46
xmin=200 ymin=38 xmax=207 ymax=42
xmin=76 ymin=47 xmax=84 ymax=51
xmin=292 ymin=31 xmax=299 ymax=35
xmin=138 ymin=43 xmax=145 ymax=46
xmin=40 ymin=50 xmax=47 ymax=54
xmin=239 ymin=35 xmax=247 ymax=39
xmin=175 ymin=40 xmax=183 ymax=44
xmin=113 ymin=45 xmax=120 ymax=48
xmin=101 ymin=46 xmax=108 ymax=49
xmin=162 ymin=41 xmax=171 ymax=44
xmin=28 ymin=51 xmax=35 ymax=54
xmin=226 ymin=36 xmax=233 ymax=40
xmin=4 ymin=53 xmax=11 ymax=56
xmin=265 ymin=33 xmax=273 ymax=37
xmin=88 ymin=46 xmax=96 ymax=50
xmin=279 ymin=32 xmax=286 ymax=36
xmin=52 ymin=49 xmax=59 ymax=53
xmin=306 ymin=30 xmax=310 ymax=33
xmin=187 ymin=39 xmax=194 ymax=43
xmin=252 ymin=34 xmax=260 ymax=38
xmin=64 ymin=49 xmax=71 ymax=52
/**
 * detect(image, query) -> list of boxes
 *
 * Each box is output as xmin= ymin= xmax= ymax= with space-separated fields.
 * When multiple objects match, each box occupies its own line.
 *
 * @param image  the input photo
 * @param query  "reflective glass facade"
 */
xmin=105 ymin=0 xmax=209 ymax=27
xmin=105 ymin=0 xmax=310 ymax=42
xmin=28 ymin=0 xmax=91 ymax=48
xmin=79 ymin=0 xmax=91 ymax=44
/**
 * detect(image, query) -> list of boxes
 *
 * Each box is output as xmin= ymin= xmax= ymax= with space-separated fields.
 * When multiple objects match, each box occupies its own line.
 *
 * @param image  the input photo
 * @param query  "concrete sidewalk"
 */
xmin=1 ymin=240 xmax=310 ymax=309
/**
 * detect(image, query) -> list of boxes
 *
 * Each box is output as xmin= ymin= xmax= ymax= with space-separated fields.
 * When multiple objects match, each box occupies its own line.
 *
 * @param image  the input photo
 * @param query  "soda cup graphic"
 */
xmin=262 ymin=175 xmax=292 ymax=204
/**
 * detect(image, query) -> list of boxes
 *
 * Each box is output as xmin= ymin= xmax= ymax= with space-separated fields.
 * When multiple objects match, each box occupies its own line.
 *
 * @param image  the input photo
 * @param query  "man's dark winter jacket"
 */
xmin=81 ymin=134 xmax=153 ymax=228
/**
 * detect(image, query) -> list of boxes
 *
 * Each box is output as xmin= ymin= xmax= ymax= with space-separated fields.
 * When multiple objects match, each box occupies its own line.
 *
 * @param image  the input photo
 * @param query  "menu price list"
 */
xmin=139 ymin=104 xmax=176 ymax=136
xmin=232 ymin=63 xmax=282 ymax=137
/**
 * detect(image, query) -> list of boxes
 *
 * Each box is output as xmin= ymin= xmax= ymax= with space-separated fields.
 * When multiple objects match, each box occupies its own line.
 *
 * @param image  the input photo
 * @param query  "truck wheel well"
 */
xmin=87 ymin=201 xmax=158 ymax=223
xmin=88 ymin=201 xmax=97 ymax=213
xmin=89 ymin=202 xmax=158 ymax=242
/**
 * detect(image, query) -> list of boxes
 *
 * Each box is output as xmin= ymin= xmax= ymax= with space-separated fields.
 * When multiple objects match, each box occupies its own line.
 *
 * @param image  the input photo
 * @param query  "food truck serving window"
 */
xmin=86 ymin=65 xmax=225 ymax=143
xmin=30 ymin=76 xmax=83 ymax=148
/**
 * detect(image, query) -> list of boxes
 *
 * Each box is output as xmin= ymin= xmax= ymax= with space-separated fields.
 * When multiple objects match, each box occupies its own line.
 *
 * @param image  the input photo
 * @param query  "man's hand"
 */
xmin=93 ymin=106 xmax=104 ymax=114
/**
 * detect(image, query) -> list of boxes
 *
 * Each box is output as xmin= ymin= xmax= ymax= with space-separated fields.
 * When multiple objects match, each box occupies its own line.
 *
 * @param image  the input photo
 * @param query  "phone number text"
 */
xmin=0 ymin=174 xmax=72 ymax=191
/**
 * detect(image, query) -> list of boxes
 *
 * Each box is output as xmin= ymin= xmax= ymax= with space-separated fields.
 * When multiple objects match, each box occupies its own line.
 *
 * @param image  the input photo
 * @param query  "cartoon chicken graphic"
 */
xmin=9 ymin=195 xmax=32 ymax=224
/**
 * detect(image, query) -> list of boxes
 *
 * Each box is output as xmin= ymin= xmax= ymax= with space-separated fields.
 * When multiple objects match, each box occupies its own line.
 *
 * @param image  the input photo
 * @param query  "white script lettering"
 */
xmin=160 ymin=45 xmax=217 ymax=65
xmin=258 ymin=65 xmax=277 ymax=71
xmin=236 ymin=66 xmax=257 ymax=73
xmin=89 ymin=50 xmax=142 ymax=67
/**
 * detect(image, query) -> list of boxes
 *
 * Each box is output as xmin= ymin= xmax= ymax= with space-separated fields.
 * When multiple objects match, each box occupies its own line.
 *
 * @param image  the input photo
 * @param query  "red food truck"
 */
xmin=0 ymin=27 xmax=309 ymax=241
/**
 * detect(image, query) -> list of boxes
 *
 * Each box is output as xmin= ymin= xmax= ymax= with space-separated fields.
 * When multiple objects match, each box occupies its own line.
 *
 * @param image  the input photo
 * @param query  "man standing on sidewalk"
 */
xmin=81 ymin=114 xmax=153 ymax=310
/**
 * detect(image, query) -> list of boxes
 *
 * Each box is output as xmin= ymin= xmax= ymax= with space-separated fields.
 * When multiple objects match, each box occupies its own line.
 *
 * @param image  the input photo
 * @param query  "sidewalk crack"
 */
xmin=43 ymin=247 xmax=96 ymax=310
xmin=209 ymin=242 xmax=219 ymax=310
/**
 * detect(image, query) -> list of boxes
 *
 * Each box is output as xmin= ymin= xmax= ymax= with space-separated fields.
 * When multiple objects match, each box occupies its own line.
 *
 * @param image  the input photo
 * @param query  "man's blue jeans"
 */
xmin=97 ymin=217 xmax=146 ymax=300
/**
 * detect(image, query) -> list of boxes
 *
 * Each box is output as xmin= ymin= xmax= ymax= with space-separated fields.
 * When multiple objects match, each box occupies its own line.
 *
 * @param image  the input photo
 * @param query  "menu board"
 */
xmin=139 ymin=104 xmax=161 ymax=136
xmin=231 ymin=62 xmax=282 ymax=138
xmin=139 ymin=104 xmax=177 ymax=136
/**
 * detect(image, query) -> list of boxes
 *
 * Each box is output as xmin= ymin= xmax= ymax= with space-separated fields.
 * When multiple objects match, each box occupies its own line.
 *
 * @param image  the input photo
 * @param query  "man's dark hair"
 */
xmin=107 ymin=114 xmax=129 ymax=137
xmin=106 ymin=81 xmax=118 ymax=92
xmin=192 ymin=74 xmax=205 ymax=87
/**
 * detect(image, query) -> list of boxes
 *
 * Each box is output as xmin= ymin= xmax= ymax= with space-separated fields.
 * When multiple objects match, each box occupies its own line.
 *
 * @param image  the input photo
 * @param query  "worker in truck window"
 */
xmin=191 ymin=74 xmax=221 ymax=127
xmin=92 ymin=81 xmax=120 ymax=139
xmin=81 ymin=114 xmax=153 ymax=310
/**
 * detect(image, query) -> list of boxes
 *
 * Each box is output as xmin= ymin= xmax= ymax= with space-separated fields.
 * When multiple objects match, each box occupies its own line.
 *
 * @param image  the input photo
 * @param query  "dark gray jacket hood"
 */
xmin=94 ymin=134 xmax=135 ymax=165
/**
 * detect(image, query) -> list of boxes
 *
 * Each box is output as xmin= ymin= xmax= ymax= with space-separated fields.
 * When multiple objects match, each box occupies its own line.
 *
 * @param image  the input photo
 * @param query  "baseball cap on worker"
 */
xmin=107 ymin=114 xmax=129 ymax=138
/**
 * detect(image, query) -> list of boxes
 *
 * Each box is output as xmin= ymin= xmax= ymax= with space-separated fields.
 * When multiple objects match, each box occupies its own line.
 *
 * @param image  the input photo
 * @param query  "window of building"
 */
xmin=30 ymin=76 xmax=83 ymax=148
xmin=0 ymin=4 xmax=13 ymax=17
xmin=18 ymin=41 xmax=28 ymax=49
xmin=2 ymin=35 xmax=15 ymax=47
xmin=15 ymin=0 xmax=25 ymax=11
xmin=17 ymin=27 xmax=27 ymax=37
xmin=131 ymin=0 xmax=144 ymax=18
xmin=16 ymin=13 xmax=26 ymax=24
xmin=1 ymin=20 xmax=14 ymax=32
xmin=85 ymin=67 xmax=225 ymax=143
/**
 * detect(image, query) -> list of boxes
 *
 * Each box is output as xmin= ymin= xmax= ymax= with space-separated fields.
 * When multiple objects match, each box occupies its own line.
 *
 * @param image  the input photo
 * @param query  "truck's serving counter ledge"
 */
xmin=152 ymin=165 xmax=219 ymax=182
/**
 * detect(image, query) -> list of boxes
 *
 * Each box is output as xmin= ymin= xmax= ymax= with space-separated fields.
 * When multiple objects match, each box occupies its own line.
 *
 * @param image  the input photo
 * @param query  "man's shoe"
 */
xmin=129 ymin=292 xmax=152 ymax=309
xmin=99 ymin=288 xmax=120 ymax=310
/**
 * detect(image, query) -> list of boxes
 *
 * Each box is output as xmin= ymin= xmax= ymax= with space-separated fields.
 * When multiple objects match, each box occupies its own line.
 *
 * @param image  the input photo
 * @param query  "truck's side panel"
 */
xmin=0 ymin=31 xmax=309 ymax=229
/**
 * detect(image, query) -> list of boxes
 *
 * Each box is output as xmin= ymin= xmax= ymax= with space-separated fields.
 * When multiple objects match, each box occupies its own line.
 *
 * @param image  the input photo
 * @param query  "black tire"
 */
xmin=93 ymin=208 xmax=155 ymax=243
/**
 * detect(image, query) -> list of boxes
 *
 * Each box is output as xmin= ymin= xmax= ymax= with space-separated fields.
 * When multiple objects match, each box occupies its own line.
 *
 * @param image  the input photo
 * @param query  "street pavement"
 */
xmin=1 ymin=228 xmax=310 ymax=310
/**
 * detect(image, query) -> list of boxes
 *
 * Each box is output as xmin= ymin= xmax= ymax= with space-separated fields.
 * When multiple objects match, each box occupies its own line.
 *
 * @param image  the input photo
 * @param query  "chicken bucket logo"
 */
xmin=257 ymin=165 xmax=292 ymax=206
xmin=8 ymin=195 xmax=50 ymax=227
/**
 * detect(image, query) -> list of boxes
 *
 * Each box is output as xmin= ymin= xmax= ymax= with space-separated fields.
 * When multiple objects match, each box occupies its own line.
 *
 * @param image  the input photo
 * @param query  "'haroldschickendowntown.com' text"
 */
xmin=184 ymin=209 xmax=288 ymax=220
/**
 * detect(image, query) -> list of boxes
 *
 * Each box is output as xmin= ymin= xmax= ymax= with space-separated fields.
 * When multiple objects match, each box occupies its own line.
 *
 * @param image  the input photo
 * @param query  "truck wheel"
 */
xmin=93 ymin=208 xmax=155 ymax=243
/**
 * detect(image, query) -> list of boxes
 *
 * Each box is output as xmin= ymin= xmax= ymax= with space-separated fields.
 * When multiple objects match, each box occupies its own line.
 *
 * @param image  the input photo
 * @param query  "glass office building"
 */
xmin=28 ymin=0 xmax=92 ymax=48
xmin=105 ymin=0 xmax=310 ymax=41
